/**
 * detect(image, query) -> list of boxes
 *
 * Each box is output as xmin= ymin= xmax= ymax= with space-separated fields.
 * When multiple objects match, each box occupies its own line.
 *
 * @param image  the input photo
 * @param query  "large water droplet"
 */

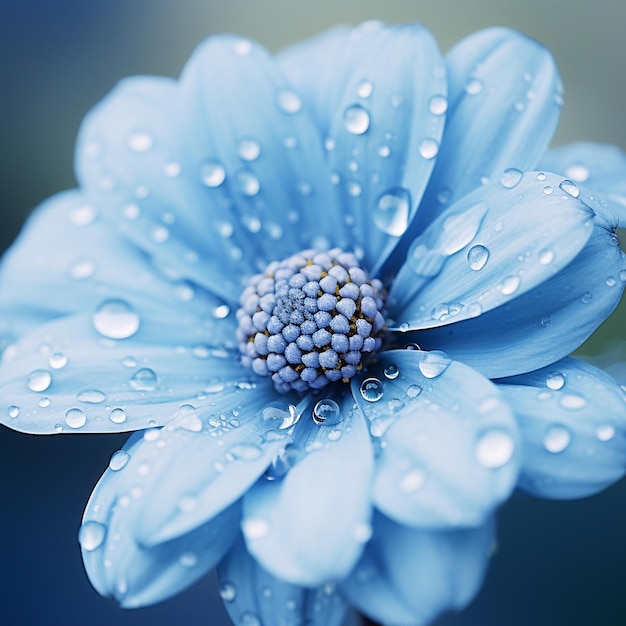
xmin=467 ymin=245 xmax=489 ymax=270
xmin=373 ymin=188 xmax=411 ymax=236
xmin=28 ymin=369 xmax=52 ymax=392
xmin=109 ymin=449 xmax=131 ymax=471
xmin=343 ymin=104 xmax=370 ymax=135
xmin=418 ymin=352 xmax=451 ymax=379
xmin=383 ymin=364 xmax=399 ymax=380
xmin=65 ymin=408 xmax=87 ymax=429
xmin=93 ymin=299 xmax=140 ymax=339
xmin=539 ymin=249 xmax=554 ymax=265
xmin=544 ymin=425 xmax=571 ymax=453
xmin=360 ymin=378 xmax=384 ymax=402
xmin=201 ymin=161 xmax=226 ymax=187
xmin=465 ymin=79 xmax=483 ymax=95
xmin=277 ymin=90 xmax=302 ymax=114
xmin=418 ymin=138 xmax=439 ymax=159
xmin=237 ymin=138 xmax=261 ymax=161
xmin=77 ymin=389 xmax=106 ymax=404
xmin=429 ymin=95 xmax=448 ymax=115
xmin=475 ymin=430 xmax=515 ymax=468
xmin=49 ymin=352 xmax=68 ymax=369
xmin=500 ymin=168 xmax=523 ymax=189
xmin=596 ymin=424 xmax=615 ymax=442
xmin=312 ymin=398 xmax=342 ymax=425
xmin=78 ymin=520 xmax=107 ymax=551
xmin=546 ymin=372 xmax=565 ymax=390
xmin=8 ymin=405 xmax=19 ymax=419
xmin=357 ymin=79 xmax=374 ymax=98
xmin=262 ymin=401 xmax=300 ymax=429
xmin=220 ymin=582 xmax=237 ymax=602
xmin=559 ymin=179 xmax=580 ymax=198
xmin=109 ymin=408 xmax=127 ymax=424
xmin=500 ymin=275 xmax=520 ymax=295
xmin=236 ymin=170 xmax=261 ymax=196
xmin=130 ymin=368 xmax=157 ymax=391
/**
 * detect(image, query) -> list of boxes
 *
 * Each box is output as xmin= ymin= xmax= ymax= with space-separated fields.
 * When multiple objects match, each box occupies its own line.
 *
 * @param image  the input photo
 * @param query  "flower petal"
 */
xmin=341 ymin=512 xmax=495 ymax=626
xmin=217 ymin=535 xmax=347 ymax=626
xmin=540 ymin=142 xmax=626 ymax=226
xmin=0 ymin=314 xmax=242 ymax=434
xmin=351 ymin=350 xmax=520 ymax=527
xmin=0 ymin=190 xmax=229 ymax=349
xmin=413 ymin=216 xmax=626 ymax=378
xmin=497 ymin=358 xmax=626 ymax=499
xmin=390 ymin=171 xmax=594 ymax=330
xmin=80 ymin=433 xmax=240 ymax=607
xmin=242 ymin=391 xmax=374 ymax=586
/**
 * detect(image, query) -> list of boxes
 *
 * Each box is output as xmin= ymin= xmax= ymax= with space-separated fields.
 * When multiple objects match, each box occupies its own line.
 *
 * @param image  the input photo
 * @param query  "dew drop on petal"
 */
xmin=428 ymin=95 xmax=448 ymax=115
xmin=127 ymin=132 xmax=153 ymax=152
xmin=360 ymin=378 xmax=384 ymax=402
xmin=49 ymin=352 xmax=68 ymax=369
xmin=220 ymin=583 xmax=237 ymax=602
xmin=343 ymin=104 xmax=370 ymax=135
xmin=8 ymin=405 xmax=19 ymax=419
xmin=28 ymin=369 xmax=52 ymax=392
xmin=277 ymin=90 xmax=302 ymax=114
xmin=546 ymin=372 xmax=565 ymax=390
xmin=109 ymin=408 xmax=127 ymax=424
xmin=109 ymin=450 xmax=131 ymax=471
xmin=383 ymin=363 xmax=399 ymax=380
xmin=262 ymin=401 xmax=300 ymax=429
xmin=500 ymin=275 xmax=520 ymax=295
xmin=130 ymin=368 xmax=158 ymax=391
xmin=401 ymin=468 xmax=426 ymax=492
xmin=544 ymin=425 xmax=571 ymax=453
xmin=201 ymin=161 xmax=226 ymax=187
xmin=539 ymin=249 xmax=554 ymax=265
xmin=475 ymin=430 xmax=515 ymax=468
xmin=357 ymin=79 xmax=374 ymax=98
xmin=312 ymin=398 xmax=342 ymax=425
xmin=78 ymin=521 xmax=107 ymax=551
xmin=406 ymin=384 xmax=422 ymax=399
xmin=418 ymin=352 xmax=451 ymax=379
xmin=77 ymin=389 xmax=106 ymax=404
xmin=65 ymin=408 xmax=87 ymax=429
xmin=596 ymin=424 xmax=616 ymax=441
xmin=242 ymin=517 xmax=270 ymax=539
xmin=543 ymin=185 xmax=554 ymax=195
xmin=465 ymin=79 xmax=483 ymax=95
xmin=560 ymin=394 xmax=587 ymax=410
xmin=93 ymin=299 xmax=140 ymax=339
xmin=418 ymin=138 xmax=439 ymax=159
xmin=237 ymin=138 xmax=261 ymax=161
xmin=559 ymin=179 xmax=580 ymax=198
xmin=467 ymin=245 xmax=489 ymax=270
xmin=373 ymin=187 xmax=411 ymax=236
xmin=500 ymin=168 xmax=523 ymax=189
xmin=236 ymin=170 xmax=261 ymax=196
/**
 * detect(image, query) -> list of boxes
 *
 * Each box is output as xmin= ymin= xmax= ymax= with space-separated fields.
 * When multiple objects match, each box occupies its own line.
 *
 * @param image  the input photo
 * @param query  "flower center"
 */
xmin=236 ymin=248 xmax=386 ymax=392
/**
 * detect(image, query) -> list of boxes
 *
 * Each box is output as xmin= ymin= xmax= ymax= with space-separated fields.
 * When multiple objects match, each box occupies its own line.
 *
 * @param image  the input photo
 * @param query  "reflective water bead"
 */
xmin=77 ymin=389 xmax=106 ymax=404
xmin=49 ymin=352 xmax=68 ymax=369
xmin=465 ymin=79 xmax=483 ymax=95
xmin=383 ymin=364 xmax=399 ymax=380
xmin=360 ymin=378 xmax=384 ymax=402
xmin=65 ymin=408 xmax=87 ymax=429
xmin=467 ymin=245 xmax=489 ymax=271
xmin=546 ymin=372 xmax=565 ymax=390
xmin=475 ymin=430 xmax=515 ymax=468
xmin=312 ymin=398 xmax=342 ymax=425
xmin=78 ymin=521 xmax=107 ymax=551
xmin=38 ymin=397 xmax=50 ymax=408
xmin=401 ymin=468 xmax=426 ymax=492
xmin=596 ymin=424 xmax=616 ymax=442
xmin=179 ymin=552 xmax=198 ymax=568
xmin=93 ymin=299 xmax=140 ymax=339
xmin=28 ymin=369 xmax=52 ymax=392
xmin=277 ymin=90 xmax=302 ymax=114
xmin=428 ymin=94 xmax=448 ymax=115
xmin=499 ymin=275 xmax=520 ymax=295
xmin=539 ymin=249 xmax=554 ymax=265
xmin=200 ymin=161 xmax=226 ymax=187
xmin=544 ymin=425 xmax=571 ymax=453
xmin=70 ymin=259 xmax=96 ymax=280
xmin=109 ymin=450 xmax=131 ymax=471
xmin=343 ymin=104 xmax=370 ymax=135
xmin=235 ymin=170 xmax=261 ymax=196
xmin=109 ymin=408 xmax=127 ymax=424
xmin=560 ymin=394 xmax=587 ymax=410
xmin=237 ymin=138 xmax=261 ymax=161
xmin=500 ymin=168 xmax=523 ymax=189
xmin=418 ymin=352 xmax=450 ymax=379
xmin=8 ymin=405 xmax=19 ymax=418
xmin=357 ymin=79 xmax=374 ymax=98
xmin=418 ymin=138 xmax=439 ymax=159
xmin=559 ymin=179 xmax=580 ymax=198
xmin=164 ymin=162 xmax=181 ymax=177
xmin=127 ymin=132 xmax=153 ymax=152
xmin=373 ymin=187 xmax=411 ymax=237
xmin=219 ymin=583 xmax=237 ymax=602
xmin=130 ymin=368 xmax=157 ymax=391
xmin=262 ymin=401 xmax=300 ymax=429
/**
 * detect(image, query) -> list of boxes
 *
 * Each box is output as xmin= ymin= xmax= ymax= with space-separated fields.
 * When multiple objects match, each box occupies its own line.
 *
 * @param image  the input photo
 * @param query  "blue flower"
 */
xmin=2 ymin=20 xmax=626 ymax=626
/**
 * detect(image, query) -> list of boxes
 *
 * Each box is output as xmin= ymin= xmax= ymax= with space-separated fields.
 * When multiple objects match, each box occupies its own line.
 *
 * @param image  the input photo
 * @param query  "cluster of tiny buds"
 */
xmin=236 ymin=248 xmax=386 ymax=392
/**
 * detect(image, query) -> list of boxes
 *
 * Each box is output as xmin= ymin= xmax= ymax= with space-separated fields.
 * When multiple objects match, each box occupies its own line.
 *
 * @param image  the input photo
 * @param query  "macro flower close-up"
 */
xmin=3 ymin=15 xmax=626 ymax=626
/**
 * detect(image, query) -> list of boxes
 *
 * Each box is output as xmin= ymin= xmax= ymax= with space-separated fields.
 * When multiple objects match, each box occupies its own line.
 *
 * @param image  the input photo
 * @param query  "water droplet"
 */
xmin=70 ymin=260 xmax=96 ymax=280
xmin=475 ymin=430 xmax=515 ymax=468
xmin=580 ymin=292 xmax=592 ymax=304
xmin=560 ymin=394 xmax=587 ymax=410
xmin=467 ymin=245 xmax=489 ymax=270
xmin=544 ymin=425 xmax=571 ymax=453
xmin=38 ymin=397 xmax=50 ymax=408
xmin=109 ymin=408 xmax=127 ymax=424
xmin=401 ymin=468 xmax=426 ymax=492
xmin=240 ymin=613 xmax=261 ymax=626
xmin=500 ymin=168 xmax=523 ymax=189
xmin=242 ymin=517 xmax=270 ymax=539
xmin=500 ymin=275 xmax=520 ymax=295
xmin=219 ymin=582 xmax=237 ymax=602
xmin=65 ymin=408 xmax=87 ymax=429
xmin=596 ymin=424 xmax=615 ymax=442
xmin=200 ymin=161 xmax=226 ymax=187
xmin=559 ymin=179 xmax=580 ymax=198
xmin=564 ymin=164 xmax=589 ymax=183
xmin=465 ymin=79 xmax=483 ymax=95
xmin=109 ymin=450 xmax=130 ymax=471
xmin=539 ymin=249 xmax=554 ymax=265
xmin=164 ymin=162 xmax=181 ymax=177
xmin=152 ymin=226 xmax=169 ymax=243
xmin=127 ymin=132 xmax=153 ymax=152
xmin=418 ymin=138 xmax=439 ymax=159
xmin=235 ymin=170 xmax=260 ymax=196
xmin=347 ymin=182 xmax=362 ymax=197
xmin=8 ymin=405 xmax=19 ymax=418
xmin=78 ymin=521 xmax=107 ymax=551
xmin=237 ymin=138 xmax=261 ymax=161
xmin=606 ymin=276 xmax=617 ymax=287
xmin=228 ymin=443 xmax=263 ymax=461
xmin=312 ymin=398 xmax=342 ymax=425
xmin=406 ymin=384 xmax=422 ymax=399
xmin=383 ymin=364 xmax=399 ymax=380
xmin=77 ymin=389 xmax=106 ymax=404
xmin=546 ymin=372 xmax=565 ymax=390
xmin=262 ymin=401 xmax=300 ymax=429
xmin=70 ymin=204 xmax=98 ymax=226
xmin=360 ymin=378 xmax=384 ymax=402
xmin=49 ymin=352 xmax=68 ymax=369
xmin=93 ymin=299 xmax=140 ymax=339
xmin=429 ymin=95 xmax=448 ymax=115
xmin=343 ymin=104 xmax=370 ymax=135
xmin=418 ymin=352 xmax=451 ymax=379
xmin=378 ymin=145 xmax=391 ymax=158
xmin=537 ymin=172 xmax=546 ymax=181
xmin=373 ymin=187 xmax=411 ymax=236
xmin=543 ymin=185 xmax=554 ymax=195
xmin=357 ymin=79 xmax=374 ymax=98
xmin=130 ymin=368 xmax=157 ymax=391
xmin=277 ymin=90 xmax=302 ymax=114
xmin=28 ymin=369 xmax=52 ymax=392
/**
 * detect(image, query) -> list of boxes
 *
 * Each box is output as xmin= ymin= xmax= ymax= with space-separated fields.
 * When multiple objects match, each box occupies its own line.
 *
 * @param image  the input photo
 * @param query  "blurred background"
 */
xmin=1 ymin=0 xmax=626 ymax=624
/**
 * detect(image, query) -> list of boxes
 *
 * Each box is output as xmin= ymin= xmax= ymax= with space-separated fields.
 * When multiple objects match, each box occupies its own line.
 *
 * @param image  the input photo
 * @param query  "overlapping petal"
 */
xmin=497 ymin=358 xmax=626 ymax=499
xmin=80 ymin=433 xmax=241 ymax=607
xmin=351 ymin=350 xmax=520 ymax=527
xmin=242 ymin=391 xmax=374 ymax=586
xmin=389 ymin=171 xmax=594 ymax=330
xmin=341 ymin=512 xmax=495 ymax=626
xmin=217 ymin=536 xmax=347 ymax=626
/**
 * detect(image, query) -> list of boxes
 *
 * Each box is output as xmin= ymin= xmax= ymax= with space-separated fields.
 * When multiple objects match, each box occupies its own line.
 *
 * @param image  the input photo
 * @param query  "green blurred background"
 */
xmin=1 ymin=1 xmax=626 ymax=624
